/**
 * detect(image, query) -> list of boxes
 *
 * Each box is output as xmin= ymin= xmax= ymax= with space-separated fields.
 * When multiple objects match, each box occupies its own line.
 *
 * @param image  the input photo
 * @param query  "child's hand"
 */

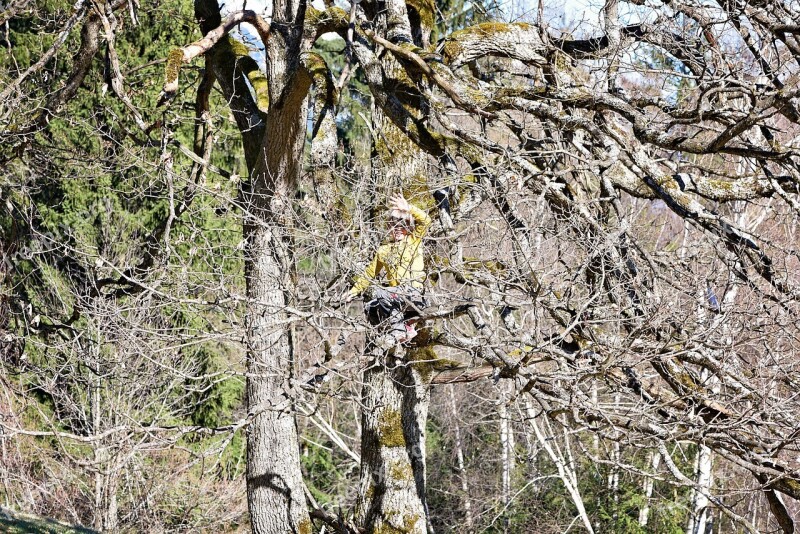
xmin=390 ymin=194 xmax=410 ymax=213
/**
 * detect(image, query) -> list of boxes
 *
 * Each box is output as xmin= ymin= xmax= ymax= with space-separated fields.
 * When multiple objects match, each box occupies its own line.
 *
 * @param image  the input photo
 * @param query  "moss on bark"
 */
xmin=378 ymin=409 xmax=406 ymax=447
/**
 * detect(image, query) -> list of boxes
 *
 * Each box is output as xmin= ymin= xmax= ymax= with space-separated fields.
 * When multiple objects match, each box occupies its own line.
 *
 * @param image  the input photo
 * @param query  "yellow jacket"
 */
xmin=349 ymin=205 xmax=432 ymax=296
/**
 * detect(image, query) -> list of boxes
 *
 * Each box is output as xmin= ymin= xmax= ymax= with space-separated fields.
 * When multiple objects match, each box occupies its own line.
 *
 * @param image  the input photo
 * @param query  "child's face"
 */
xmin=388 ymin=221 xmax=410 ymax=241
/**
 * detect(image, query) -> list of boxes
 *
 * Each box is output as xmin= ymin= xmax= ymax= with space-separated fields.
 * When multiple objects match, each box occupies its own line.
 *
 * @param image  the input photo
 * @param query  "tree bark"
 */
xmin=526 ymin=402 xmax=595 ymax=534
xmin=498 ymin=384 xmax=514 ymax=531
xmin=355 ymin=2 xmax=435 ymax=525
xmin=638 ymin=450 xmax=661 ymax=527
xmin=686 ymin=443 xmax=713 ymax=534
xmin=244 ymin=214 xmax=311 ymax=534
xmin=244 ymin=70 xmax=313 ymax=534
xmin=192 ymin=0 xmax=314 ymax=530
xmin=357 ymin=347 xmax=429 ymax=534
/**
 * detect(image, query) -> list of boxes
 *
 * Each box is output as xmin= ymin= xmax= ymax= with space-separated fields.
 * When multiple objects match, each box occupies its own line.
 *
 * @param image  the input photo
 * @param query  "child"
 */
xmin=345 ymin=194 xmax=431 ymax=346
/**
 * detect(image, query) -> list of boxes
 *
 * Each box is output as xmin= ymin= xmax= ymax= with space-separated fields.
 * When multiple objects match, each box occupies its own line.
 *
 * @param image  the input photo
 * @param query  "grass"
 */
xmin=0 ymin=508 xmax=97 ymax=534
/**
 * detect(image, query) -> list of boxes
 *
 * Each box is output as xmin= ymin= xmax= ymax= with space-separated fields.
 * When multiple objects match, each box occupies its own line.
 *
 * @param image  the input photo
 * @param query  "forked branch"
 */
xmin=161 ymin=9 xmax=271 ymax=100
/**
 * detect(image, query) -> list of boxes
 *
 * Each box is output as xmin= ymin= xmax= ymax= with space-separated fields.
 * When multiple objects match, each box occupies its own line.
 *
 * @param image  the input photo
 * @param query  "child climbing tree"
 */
xmin=345 ymin=193 xmax=431 ymax=347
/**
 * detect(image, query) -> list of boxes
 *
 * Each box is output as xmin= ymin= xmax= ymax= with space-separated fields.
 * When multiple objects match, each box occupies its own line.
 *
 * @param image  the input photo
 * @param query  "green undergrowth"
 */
xmin=0 ymin=508 xmax=97 ymax=534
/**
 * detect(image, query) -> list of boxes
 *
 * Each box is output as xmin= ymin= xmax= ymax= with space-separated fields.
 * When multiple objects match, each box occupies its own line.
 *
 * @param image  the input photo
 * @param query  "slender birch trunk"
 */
xmin=608 ymin=393 xmax=621 ymax=522
xmin=687 ymin=279 xmax=720 ymax=534
xmin=499 ymin=394 xmax=512 ymax=532
xmin=448 ymin=385 xmax=473 ymax=529
xmin=91 ymin=328 xmax=103 ymax=533
xmin=638 ymin=450 xmax=661 ymax=527
xmin=525 ymin=401 xmax=594 ymax=534
xmin=687 ymin=443 xmax=713 ymax=534
xmin=603 ymin=0 xmax=620 ymax=92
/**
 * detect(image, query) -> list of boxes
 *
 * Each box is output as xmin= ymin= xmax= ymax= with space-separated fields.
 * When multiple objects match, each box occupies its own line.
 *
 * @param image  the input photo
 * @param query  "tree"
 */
xmin=5 ymin=0 xmax=800 ymax=532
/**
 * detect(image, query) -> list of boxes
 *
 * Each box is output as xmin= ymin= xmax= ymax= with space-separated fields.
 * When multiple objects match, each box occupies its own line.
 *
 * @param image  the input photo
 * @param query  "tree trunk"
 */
xmin=608 ymin=393 xmax=621 ymax=523
xmin=638 ymin=449 xmax=661 ymax=527
xmin=244 ymin=89 xmax=312 ymax=534
xmin=191 ymin=0 xmax=314 ymax=530
xmin=241 ymin=0 xmax=313 ymax=528
xmin=0 ymin=206 xmax=19 ymax=363
xmin=356 ymin=10 xmax=435 ymax=521
xmin=244 ymin=218 xmax=310 ymax=534
xmin=526 ymin=401 xmax=594 ymax=534
xmin=357 ymin=346 xmax=429 ymax=534
xmin=448 ymin=384 xmax=473 ymax=529
xmin=687 ymin=443 xmax=713 ymax=534
xmin=687 ymin=282 xmax=724 ymax=534
xmin=92 ymin=347 xmax=103 ymax=532
xmin=498 ymin=384 xmax=514 ymax=531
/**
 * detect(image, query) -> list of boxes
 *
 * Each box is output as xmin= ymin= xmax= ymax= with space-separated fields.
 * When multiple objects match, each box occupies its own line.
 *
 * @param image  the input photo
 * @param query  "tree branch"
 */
xmin=162 ymin=9 xmax=271 ymax=101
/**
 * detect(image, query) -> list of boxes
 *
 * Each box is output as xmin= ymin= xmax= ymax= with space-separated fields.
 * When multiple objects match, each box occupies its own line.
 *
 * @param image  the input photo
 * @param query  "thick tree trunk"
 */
xmin=356 ymin=94 xmax=434 ymax=533
xmin=244 ymin=84 xmax=312 ymax=534
xmin=357 ymin=347 xmax=429 ymax=534
xmin=241 ymin=0 xmax=313 ymax=528
xmin=355 ymin=0 xmax=435 ymax=517
xmin=192 ymin=0 xmax=314 ymax=530
xmin=244 ymin=220 xmax=310 ymax=534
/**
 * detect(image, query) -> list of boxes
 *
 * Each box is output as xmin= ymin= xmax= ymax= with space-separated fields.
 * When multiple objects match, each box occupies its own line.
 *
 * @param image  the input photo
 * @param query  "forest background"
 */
xmin=2 ymin=0 xmax=800 ymax=532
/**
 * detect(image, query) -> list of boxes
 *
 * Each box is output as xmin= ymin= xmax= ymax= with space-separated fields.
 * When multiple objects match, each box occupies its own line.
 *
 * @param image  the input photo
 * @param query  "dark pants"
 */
xmin=364 ymin=286 xmax=426 ymax=334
